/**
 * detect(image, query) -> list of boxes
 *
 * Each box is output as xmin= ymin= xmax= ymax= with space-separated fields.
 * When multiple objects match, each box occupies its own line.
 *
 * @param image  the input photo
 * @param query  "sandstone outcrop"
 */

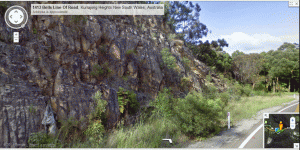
xmin=0 ymin=1 xmax=225 ymax=147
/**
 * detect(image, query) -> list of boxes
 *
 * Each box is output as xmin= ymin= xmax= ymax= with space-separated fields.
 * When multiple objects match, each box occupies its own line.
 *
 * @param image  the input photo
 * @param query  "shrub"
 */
xmin=28 ymin=132 xmax=57 ymax=148
xmin=180 ymin=76 xmax=192 ymax=92
xmin=150 ymin=88 xmax=175 ymax=118
xmin=33 ymin=28 xmax=37 ymax=34
xmin=253 ymin=82 xmax=266 ymax=91
xmin=117 ymin=87 xmax=139 ymax=114
xmin=122 ymin=76 xmax=128 ymax=81
xmin=206 ymin=74 xmax=212 ymax=82
xmin=90 ymin=64 xmax=103 ymax=77
xmin=85 ymin=91 xmax=107 ymax=143
xmin=29 ymin=104 xmax=36 ymax=114
xmin=125 ymin=49 xmax=136 ymax=56
xmin=90 ymin=62 xmax=112 ymax=79
xmin=203 ymin=82 xmax=218 ymax=100
xmin=168 ymin=33 xmax=176 ymax=40
xmin=225 ymin=82 xmax=243 ymax=101
xmin=174 ymin=91 xmax=223 ymax=137
xmin=219 ymin=91 xmax=230 ymax=107
xmin=89 ymin=91 xmax=107 ymax=121
xmin=252 ymin=90 xmax=268 ymax=96
xmin=58 ymin=117 xmax=82 ymax=143
xmin=99 ymin=44 xmax=107 ymax=55
xmin=127 ymin=90 xmax=139 ymax=114
xmin=242 ymin=84 xmax=252 ymax=97
xmin=117 ymin=87 xmax=130 ymax=114
xmin=161 ymin=48 xmax=177 ymax=70
xmin=84 ymin=120 xmax=105 ymax=140
xmin=182 ymin=56 xmax=191 ymax=71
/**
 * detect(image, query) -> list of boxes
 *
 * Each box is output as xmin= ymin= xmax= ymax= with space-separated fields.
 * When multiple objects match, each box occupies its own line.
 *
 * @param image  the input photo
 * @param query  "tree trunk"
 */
xmin=272 ymin=80 xmax=276 ymax=93
xmin=289 ymin=79 xmax=291 ymax=92
xmin=277 ymin=77 xmax=279 ymax=92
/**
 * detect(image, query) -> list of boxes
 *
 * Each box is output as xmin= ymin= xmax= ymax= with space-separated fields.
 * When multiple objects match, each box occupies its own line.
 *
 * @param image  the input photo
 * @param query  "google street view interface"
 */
xmin=0 ymin=0 xmax=299 ymax=149
xmin=264 ymin=113 xmax=299 ymax=148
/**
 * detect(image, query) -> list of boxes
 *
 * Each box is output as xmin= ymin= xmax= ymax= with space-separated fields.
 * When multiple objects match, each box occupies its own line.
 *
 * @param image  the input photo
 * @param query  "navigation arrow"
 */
xmin=162 ymin=139 xmax=172 ymax=144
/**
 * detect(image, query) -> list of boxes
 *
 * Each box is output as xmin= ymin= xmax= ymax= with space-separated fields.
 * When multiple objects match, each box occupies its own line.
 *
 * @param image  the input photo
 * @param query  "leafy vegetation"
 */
xmin=89 ymin=91 xmax=107 ymax=121
xmin=125 ymin=49 xmax=136 ymax=57
xmin=28 ymin=132 xmax=57 ymax=148
xmin=117 ymin=87 xmax=139 ymax=115
xmin=167 ymin=33 xmax=177 ymax=41
xmin=189 ymin=39 xmax=299 ymax=94
xmin=232 ymin=42 xmax=299 ymax=92
xmin=180 ymin=76 xmax=192 ymax=92
xmin=33 ymin=28 xmax=37 ymax=34
xmin=182 ymin=56 xmax=191 ymax=71
xmin=99 ymin=44 xmax=107 ymax=55
xmin=161 ymin=48 xmax=177 ymax=70
xmin=174 ymin=91 xmax=224 ymax=136
xmin=163 ymin=1 xmax=208 ymax=44
xmin=122 ymin=76 xmax=129 ymax=81
xmin=150 ymin=88 xmax=175 ymax=118
xmin=90 ymin=62 xmax=112 ymax=80
xmin=84 ymin=91 xmax=107 ymax=147
xmin=0 ymin=1 xmax=8 ymax=15
xmin=29 ymin=104 xmax=36 ymax=114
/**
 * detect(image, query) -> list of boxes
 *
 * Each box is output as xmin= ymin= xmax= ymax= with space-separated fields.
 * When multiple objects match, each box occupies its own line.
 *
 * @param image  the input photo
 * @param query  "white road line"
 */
xmin=238 ymin=124 xmax=263 ymax=148
xmin=238 ymin=102 xmax=299 ymax=148
xmin=278 ymin=102 xmax=299 ymax=112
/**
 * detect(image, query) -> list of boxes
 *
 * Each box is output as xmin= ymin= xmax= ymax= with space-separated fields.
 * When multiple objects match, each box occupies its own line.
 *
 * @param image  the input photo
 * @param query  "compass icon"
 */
xmin=4 ymin=5 xmax=28 ymax=29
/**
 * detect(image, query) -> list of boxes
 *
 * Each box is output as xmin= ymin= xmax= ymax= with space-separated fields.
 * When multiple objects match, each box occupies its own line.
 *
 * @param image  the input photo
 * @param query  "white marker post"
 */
xmin=294 ymin=94 xmax=295 ymax=98
xmin=228 ymin=112 xmax=230 ymax=129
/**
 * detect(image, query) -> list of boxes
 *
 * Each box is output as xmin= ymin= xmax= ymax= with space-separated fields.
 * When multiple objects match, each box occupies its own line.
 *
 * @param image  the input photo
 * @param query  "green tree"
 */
xmin=165 ymin=1 xmax=208 ymax=44
xmin=232 ymin=53 xmax=263 ymax=88
xmin=232 ymin=42 xmax=299 ymax=92
xmin=232 ymin=50 xmax=245 ymax=59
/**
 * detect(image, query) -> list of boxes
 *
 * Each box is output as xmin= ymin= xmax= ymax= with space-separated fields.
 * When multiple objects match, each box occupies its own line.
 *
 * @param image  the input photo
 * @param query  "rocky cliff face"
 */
xmin=0 ymin=1 xmax=224 ymax=148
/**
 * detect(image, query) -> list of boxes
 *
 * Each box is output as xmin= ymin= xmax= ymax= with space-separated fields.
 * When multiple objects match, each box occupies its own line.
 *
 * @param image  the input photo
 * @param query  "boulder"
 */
xmin=41 ymin=104 xmax=57 ymax=136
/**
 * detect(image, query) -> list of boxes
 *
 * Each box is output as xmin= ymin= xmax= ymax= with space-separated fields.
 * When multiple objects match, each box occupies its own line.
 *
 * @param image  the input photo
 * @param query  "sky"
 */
xmin=192 ymin=1 xmax=299 ymax=55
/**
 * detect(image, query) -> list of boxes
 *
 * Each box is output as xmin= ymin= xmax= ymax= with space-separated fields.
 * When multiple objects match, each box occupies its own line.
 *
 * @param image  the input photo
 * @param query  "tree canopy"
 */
xmin=163 ymin=1 xmax=208 ymax=44
xmin=231 ymin=43 xmax=299 ymax=92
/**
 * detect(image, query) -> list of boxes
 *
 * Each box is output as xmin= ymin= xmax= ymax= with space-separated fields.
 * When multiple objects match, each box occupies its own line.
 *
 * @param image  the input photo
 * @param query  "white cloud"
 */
xmin=200 ymin=32 xmax=299 ymax=55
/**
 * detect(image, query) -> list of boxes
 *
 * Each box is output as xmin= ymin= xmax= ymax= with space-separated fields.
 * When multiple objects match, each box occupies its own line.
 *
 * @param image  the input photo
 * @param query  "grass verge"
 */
xmin=223 ymin=93 xmax=296 ymax=125
xmin=106 ymin=116 xmax=189 ymax=148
